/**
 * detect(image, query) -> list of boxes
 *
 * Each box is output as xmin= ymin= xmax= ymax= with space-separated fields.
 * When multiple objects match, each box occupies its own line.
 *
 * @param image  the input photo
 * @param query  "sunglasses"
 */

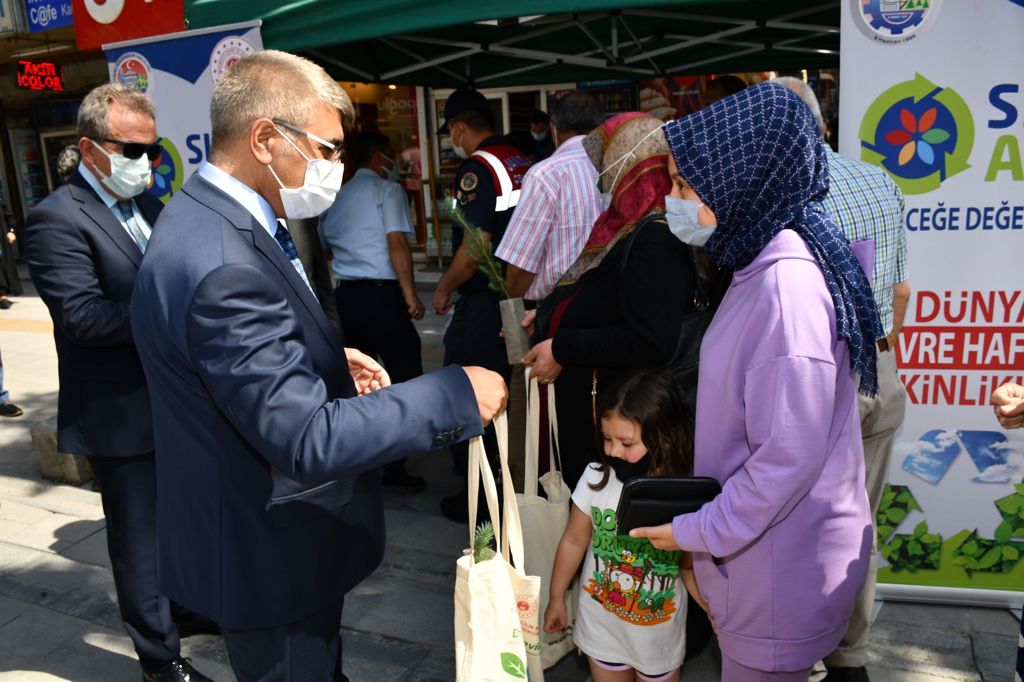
xmin=96 ymin=138 xmax=163 ymax=161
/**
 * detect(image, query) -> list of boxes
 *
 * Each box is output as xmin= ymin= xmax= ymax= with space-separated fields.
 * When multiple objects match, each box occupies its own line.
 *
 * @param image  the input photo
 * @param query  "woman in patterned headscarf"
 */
xmin=523 ymin=112 xmax=706 ymax=490
xmin=631 ymin=83 xmax=881 ymax=681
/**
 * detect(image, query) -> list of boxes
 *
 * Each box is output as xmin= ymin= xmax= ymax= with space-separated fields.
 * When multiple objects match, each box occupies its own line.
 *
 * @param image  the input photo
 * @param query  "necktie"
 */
xmin=116 ymin=201 xmax=148 ymax=253
xmin=273 ymin=223 xmax=315 ymax=295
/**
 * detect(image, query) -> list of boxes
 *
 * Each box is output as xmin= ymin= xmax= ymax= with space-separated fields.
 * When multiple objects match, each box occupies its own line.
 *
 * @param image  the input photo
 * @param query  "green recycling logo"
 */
xmin=859 ymin=73 xmax=974 ymax=195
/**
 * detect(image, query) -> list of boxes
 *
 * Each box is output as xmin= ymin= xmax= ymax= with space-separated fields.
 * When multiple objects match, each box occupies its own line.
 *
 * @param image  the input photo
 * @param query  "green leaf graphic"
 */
xmin=921 ymin=128 xmax=950 ymax=144
xmin=500 ymin=652 xmax=527 ymax=678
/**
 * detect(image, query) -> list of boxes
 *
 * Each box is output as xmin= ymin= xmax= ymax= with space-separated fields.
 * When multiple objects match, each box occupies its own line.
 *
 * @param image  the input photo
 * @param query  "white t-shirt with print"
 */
xmin=571 ymin=464 xmax=687 ymax=675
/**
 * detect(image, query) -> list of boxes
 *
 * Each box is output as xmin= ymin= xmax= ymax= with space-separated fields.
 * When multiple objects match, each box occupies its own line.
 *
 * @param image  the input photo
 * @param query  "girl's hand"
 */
xmin=543 ymin=596 xmax=568 ymax=633
xmin=523 ymin=339 xmax=562 ymax=385
xmin=629 ymin=523 xmax=680 ymax=551
xmin=682 ymin=566 xmax=716 ymax=633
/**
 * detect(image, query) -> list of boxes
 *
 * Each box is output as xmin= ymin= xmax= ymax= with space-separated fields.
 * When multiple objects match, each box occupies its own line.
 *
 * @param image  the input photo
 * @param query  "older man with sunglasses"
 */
xmin=23 ymin=84 xmax=213 ymax=681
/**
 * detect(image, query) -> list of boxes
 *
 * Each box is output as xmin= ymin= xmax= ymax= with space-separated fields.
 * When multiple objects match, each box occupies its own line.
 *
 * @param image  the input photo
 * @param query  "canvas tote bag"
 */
xmin=455 ymin=414 xmax=544 ymax=681
xmin=517 ymin=371 xmax=577 ymax=668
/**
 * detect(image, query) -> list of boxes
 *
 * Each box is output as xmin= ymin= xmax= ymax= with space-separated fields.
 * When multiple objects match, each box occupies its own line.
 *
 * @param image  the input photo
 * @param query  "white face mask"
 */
xmin=665 ymin=195 xmax=716 ymax=247
xmin=91 ymin=142 xmax=152 ymax=198
xmin=451 ymin=125 xmax=469 ymax=160
xmin=531 ymin=129 xmax=548 ymax=141
xmin=267 ymin=125 xmax=344 ymax=219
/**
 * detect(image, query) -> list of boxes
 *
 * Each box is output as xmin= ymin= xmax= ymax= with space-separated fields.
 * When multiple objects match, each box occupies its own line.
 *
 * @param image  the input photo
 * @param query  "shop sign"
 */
xmin=72 ymin=0 xmax=183 ymax=51
xmin=25 ymin=0 xmax=73 ymax=32
xmin=16 ymin=60 xmax=65 ymax=91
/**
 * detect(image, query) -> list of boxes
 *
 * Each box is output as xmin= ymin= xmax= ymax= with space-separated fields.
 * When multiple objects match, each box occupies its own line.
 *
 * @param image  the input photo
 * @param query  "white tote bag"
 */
xmin=517 ymin=372 xmax=577 ymax=668
xmin=455 ymin=414 xmax=544 ymax=682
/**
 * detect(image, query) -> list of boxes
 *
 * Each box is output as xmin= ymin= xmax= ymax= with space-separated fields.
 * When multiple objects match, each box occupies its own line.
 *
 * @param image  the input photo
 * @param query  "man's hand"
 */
xmin=462 ymin=366 xmax=508 ymax=426
xmin=345 ymin=347 xmax=391 ymax=396
xmin=991 ymin=381 xmax=1024 ymax=430
xmin=629 ymin=522 xmax=681 ymax=551
xmin=432 ymin=287 xmax=453 ymax=315
xmin=522 ymin=339 xmax=562 ymax=385
xmin=5 ymin=231 xmax=14 ymax=245
xmin=404 ymin=290 xmax=425 ymax=320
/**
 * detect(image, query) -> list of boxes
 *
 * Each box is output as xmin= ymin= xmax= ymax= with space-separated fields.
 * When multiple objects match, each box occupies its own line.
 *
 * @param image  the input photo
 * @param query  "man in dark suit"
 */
xmin=23 ymin=84 xmax=211 ymax=682
xmin=129 ymin=50 xmax=506 ymax=682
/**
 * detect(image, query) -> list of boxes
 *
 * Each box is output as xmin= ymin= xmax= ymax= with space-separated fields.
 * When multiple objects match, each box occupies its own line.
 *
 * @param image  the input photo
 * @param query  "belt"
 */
xmin=335 ymin=279 xmax=399 ymax=289
xmin=877 ymin=331 xmax=896 ymax=352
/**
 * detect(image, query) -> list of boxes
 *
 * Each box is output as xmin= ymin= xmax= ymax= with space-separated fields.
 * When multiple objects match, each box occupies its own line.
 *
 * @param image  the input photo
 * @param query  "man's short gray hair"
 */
xmin=78 ymin=83 xmax=156 ymax=140
xmin=774 ymin=76 xmax=825 ymax=133
xmin=210 ymin=50 xmax=354 ymax=150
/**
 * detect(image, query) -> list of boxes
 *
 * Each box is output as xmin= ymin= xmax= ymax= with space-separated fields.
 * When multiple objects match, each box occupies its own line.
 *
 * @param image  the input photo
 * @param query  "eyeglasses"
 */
xmin=272 ymin=118 xmax=344 ymax=162
xmin=95 ymin=138 xmax=163 ymax=161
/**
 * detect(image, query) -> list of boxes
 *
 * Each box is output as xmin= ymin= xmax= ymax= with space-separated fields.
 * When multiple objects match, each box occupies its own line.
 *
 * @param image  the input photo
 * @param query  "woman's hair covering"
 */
xmin=555 ymin=112 xmax=670 ymax=286
xmin=663 ymin=82 xmax=883 ymax=395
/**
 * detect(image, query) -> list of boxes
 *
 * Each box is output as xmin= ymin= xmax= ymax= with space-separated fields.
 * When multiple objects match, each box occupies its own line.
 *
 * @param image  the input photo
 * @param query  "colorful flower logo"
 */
xmin=146 ymin=137 xmax=183 ymax=204
xmin=859 ymin=73 xmax=973 ymax=195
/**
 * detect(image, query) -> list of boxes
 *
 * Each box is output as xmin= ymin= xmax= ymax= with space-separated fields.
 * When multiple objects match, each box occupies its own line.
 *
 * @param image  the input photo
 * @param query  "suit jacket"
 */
xmin=130 ymin=173 xmax=481 ymax=629
xmin=23 ymin=169 xmax=160 ymax=457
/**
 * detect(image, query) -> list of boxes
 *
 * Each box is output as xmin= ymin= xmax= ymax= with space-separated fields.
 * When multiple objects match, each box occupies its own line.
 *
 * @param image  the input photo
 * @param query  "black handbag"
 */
xmin=620 ymin=215 xmax=727 ymax=414
xmin=615 ymin=476 xmax=722 ymax=533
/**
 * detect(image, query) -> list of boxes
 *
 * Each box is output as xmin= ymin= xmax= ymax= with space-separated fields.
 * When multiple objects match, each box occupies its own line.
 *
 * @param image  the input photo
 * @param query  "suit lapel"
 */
xmin=184 ymin=174 xmax=345 ymax=362
xmin=68 ymin=171 xmax=142 ymax=269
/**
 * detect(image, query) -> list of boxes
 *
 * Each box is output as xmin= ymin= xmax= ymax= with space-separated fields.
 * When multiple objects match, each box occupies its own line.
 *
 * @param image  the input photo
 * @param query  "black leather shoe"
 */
xmin=825 ymin=666 xmax=869 ymax=682
xmin=142 ymin=657 xmax=212 ymax=682
xmin=0 ymin=298 xmax=12 ymax=310
xmin=0 ymin=402 xmax=23 ymax=417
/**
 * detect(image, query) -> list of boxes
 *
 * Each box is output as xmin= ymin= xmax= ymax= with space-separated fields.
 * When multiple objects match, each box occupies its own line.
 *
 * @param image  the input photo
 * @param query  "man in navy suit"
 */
xmin=24 ymin=84 xmax=211 ymax=681
xmin=130 ymin=50 xmax=507 ymax=681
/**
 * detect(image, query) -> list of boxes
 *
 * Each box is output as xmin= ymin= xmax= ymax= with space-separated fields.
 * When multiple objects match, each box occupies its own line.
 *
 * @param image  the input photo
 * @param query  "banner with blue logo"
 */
xmin=25 ymin=0 xmax=72 ymax=32
xmin=841 ymin=0 xmax=1024 ymax=607
xmin=103 ymin=21 xmax=262 ymax=204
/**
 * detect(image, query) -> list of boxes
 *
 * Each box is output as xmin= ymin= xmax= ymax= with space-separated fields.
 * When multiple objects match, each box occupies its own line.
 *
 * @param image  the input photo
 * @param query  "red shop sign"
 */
xmin=72 ymin=0 xmax=185 ymax=51
xmin=16 ymin=61 xmax=65 ymax=92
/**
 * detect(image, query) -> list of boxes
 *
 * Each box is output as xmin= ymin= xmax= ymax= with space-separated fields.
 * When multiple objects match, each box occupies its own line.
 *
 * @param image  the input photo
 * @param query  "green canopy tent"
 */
xmin=184 ymin=1 xmax=840 ymax=87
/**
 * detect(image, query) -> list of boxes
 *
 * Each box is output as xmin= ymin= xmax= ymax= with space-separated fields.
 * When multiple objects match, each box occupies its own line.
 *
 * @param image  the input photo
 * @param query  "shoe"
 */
xmin=0 ymin=298 xmax=11 ymax=309
xmin=381 ymin=464 xmax=426 ymax=491
xmin=142 ymin=657 xmax=212 ymax=682
xmin=0 ymin=402 xmax=23 ymax=417
xmin=171 ymin=603 xmax=220 ymax=638
xmin=824 ymin=666 xmax=869 ymax=682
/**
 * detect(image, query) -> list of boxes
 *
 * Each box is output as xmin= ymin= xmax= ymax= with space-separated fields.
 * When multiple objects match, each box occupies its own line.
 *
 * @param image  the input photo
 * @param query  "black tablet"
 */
xmin=615 ymin=476 xmax=721 ymax=534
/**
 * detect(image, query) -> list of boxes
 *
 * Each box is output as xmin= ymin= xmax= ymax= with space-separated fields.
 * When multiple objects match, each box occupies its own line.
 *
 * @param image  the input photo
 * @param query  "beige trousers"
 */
xmin=814 ymin=348 xmax=907 ymax=676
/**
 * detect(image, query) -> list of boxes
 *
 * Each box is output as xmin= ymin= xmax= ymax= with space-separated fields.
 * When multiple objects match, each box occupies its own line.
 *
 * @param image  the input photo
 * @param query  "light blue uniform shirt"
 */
xmin=319 ymin=168 xmax=414 ymax=281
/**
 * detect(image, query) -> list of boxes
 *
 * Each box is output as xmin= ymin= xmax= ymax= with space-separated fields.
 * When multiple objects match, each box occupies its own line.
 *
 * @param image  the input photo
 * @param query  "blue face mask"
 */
xmin=665 ymin=195 xmax=716 ymax=247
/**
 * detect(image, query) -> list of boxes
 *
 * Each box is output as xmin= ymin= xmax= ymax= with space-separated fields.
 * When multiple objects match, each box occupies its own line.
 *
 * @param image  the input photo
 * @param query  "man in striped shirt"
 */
xmin=496 ymin=92 xmax=605 ymax=303
xmin=781 ymin=77 xmax=910 ymax=682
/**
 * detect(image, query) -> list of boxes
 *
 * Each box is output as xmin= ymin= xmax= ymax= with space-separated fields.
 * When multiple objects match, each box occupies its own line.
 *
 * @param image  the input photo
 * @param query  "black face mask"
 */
xmin=608 ymin=453 xmax=652 ymax=483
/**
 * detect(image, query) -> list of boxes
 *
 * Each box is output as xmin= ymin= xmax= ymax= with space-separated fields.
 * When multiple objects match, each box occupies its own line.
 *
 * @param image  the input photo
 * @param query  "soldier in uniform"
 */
xmin=433 ymin=88 xmax=532 ymax=521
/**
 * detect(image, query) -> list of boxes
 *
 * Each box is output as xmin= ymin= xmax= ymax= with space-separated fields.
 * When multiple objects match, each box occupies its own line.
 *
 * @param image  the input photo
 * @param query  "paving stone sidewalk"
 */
xmin=0 ymin=267 xmax=1018 ymax=681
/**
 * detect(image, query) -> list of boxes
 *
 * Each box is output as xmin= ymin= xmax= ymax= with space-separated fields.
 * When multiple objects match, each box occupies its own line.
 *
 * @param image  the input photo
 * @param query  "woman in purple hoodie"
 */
xmin=631 ymin=83 xmax=882 ymax=680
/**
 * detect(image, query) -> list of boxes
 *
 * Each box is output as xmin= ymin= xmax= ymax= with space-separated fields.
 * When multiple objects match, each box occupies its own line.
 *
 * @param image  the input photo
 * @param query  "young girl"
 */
xmin=543 ymin=370 xmax=697 ymax=682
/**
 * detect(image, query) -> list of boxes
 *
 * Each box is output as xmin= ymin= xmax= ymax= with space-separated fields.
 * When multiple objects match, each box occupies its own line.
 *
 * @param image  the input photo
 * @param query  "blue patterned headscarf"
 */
xmin=663 ymin=82 xmax=884 ymax=395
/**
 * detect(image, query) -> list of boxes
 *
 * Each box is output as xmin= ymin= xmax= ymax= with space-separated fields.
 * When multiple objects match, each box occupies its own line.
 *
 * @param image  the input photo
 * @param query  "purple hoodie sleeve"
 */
xmin=672 ymin=355 xmax=838 ymax=556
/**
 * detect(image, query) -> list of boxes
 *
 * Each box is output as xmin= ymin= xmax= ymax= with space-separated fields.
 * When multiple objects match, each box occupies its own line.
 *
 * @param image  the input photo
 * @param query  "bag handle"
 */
xmin=494 ymin=414 xmax=528 ymax=571
xmin=467 ymin=418 xmax=503 ymax=563
xmin=524 ymin=369 xmax=562 ymax=497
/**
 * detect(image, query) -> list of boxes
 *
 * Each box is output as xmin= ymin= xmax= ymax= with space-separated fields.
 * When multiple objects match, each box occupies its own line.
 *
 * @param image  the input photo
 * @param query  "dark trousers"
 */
xmin=222 ymin=598 xmax=348 ymax=682
xmin=88 ymin=453 xmax=179 ymax=671
xmin=336 ymin=284 xmax=422 ymax=475
xmin=335 ymin=284 xmax=422 ymax=383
